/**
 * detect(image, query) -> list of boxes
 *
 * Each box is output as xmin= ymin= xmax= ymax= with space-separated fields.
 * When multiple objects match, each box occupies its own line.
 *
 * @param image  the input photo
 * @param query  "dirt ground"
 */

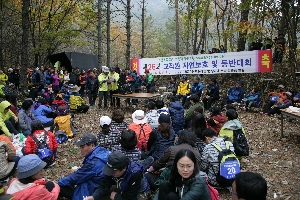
xmin=45 ymin=104 xmax=300 ymax=200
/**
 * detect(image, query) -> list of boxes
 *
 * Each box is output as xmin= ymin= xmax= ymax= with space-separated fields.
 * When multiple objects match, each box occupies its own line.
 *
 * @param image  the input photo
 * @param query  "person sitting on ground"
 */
xmin=0 ymin=100 xmax=19 ymax=136
xmin=184 ymin=94 xmax=201 ymax=128
xmin=158 ymin=149 xmax=210 ymax=200
xmin=58 ymin=133 xmax=110 ymax=200
xmin=206 ymin=106 xmax=226 ymax=134
xmin=221 ymin=80 xmax=245 ymax=108
xmin=203 ymin=77 xmax=220 ymax=110
xmin=219 ymin=109 xmax=245 ymax=141
xmin=5 ymin=93 xmax=18 ymax=116
xmin=0 ymin=137 xmax=19 ymax=182
xmin=18 ymin=100 xmax=35 ymax=136
xmin=241 ymin=87 xmax=260 ymax=110
xmin=33 ymin=98 xmax=54 ymax=127
xmin=6 ymin=154 xmax=60 ymax=199
xmin=128 ymin=110 xmax=152 ymax=151
xmin=110 ymin=109 xmax=128 ymax=132
xmin=200 ymin=128 xmax=235 ymax=186
xmin=167 ymin=76 xmax=178 ymax=96
xmin=98 ymin=116 xmax=121 ymax=150
xmin=23 ymin=120 xmax=58 ymax=162
xmin=146 ymin=130 xmax=201 ymax=191
xmin=189 ymin=113 xmax=207 ymax=154
xmin=51 ymin=106 xmax=76 ymax=138
xmin=169 ymin=96 xmax=184 ymax=136
xmin=145 ymin=102 xmax=160 ymax=129
xmin=69 ymin=85 xmax=89 ymax=113
xmin=263 ymin=91 xmax=292 ymax=115
xmin=231 ymin=172 xmax=267 ymax=200
xmin=51 ymin=94 xmax=67 ymax=112
xmin=184 ymin=76 xmax=203 ymax=109
xmin=86 ymin=151 xmax=150 ymax=200
xmin=146 ymin=113 xmax=175 ymax=160
xmin=262 ymin=84 xmax=286 ymax=113
xmin=156 ymin=100 xmax=169 ymax=114
xmin=176 ymin=75 xmax=190 ymax=106
xmin=112 ymin=129 xmax=142 ymax=161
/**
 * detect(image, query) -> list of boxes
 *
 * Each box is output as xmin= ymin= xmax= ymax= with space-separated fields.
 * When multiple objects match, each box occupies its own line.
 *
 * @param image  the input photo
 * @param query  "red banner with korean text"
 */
xmin=257 ymin=50 xmax=272 ymax=72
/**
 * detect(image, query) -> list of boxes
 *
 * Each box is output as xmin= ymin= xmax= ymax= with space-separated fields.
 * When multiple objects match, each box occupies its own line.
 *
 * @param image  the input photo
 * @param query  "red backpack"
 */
xmin=136 ymin=124 xmax=148 ymax=151
xmin=206 ymin=178 xmax=220 ymax=200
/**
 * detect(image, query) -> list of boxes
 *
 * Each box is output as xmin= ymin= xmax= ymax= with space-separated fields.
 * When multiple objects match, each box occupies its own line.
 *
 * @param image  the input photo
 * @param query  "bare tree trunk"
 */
xmin=141 ymin=0 xmax=145 ymax=58
xmin=0 ymin=0 xmax=3 ymax=69
xmin=214 ymin=1 xmax=221 ymax=48
xmin=175 ymin=0 xmax=179 ymax=55
xmin=237 ymin=0 xmax=250 ymax=51
xmin=21 ymin=0 xmax=30 ymax=89
xmin=125 ymin=0 xmax=131 ymax=68
xmin=106 ymin=0 xmax=111 ymax=68
xmin=98 ymin=0 xmax=103 ymax=69
xmin=197 ymin=2 xmax=209 ymax=53
xmin=186 ymin=0 xmax=191 ymax=55
xmin=192 ymin=0 xmax=199 ymax=55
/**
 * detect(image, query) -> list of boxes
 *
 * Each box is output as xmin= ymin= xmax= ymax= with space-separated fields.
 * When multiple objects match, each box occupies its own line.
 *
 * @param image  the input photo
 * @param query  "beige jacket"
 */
xmin=0 ymin=141 xmax=15 ymax=179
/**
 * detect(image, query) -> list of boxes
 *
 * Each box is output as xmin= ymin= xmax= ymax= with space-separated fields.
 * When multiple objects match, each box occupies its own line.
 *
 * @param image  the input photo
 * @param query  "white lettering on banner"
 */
xmin=138 ymin=51 xmax=265 ymax=75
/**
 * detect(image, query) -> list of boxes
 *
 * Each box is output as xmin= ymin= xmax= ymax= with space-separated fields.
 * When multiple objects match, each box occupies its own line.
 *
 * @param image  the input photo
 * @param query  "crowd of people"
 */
xmin=0 ymin=65 xmax=279 ymax=200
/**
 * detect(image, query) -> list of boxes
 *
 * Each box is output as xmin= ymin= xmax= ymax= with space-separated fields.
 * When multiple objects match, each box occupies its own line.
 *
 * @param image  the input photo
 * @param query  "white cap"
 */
xmin=102 ymin=66 xmax=109 ymax=73
xmin=132 ymin=110 xmax=147 ymax=124
xmin=100 ymin=116 xmax=112 ymax=127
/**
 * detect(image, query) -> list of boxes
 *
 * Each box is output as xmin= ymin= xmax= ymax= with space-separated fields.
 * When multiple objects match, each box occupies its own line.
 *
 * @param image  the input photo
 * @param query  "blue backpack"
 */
xmin=31 ymin=131 xmax=54 ymax=167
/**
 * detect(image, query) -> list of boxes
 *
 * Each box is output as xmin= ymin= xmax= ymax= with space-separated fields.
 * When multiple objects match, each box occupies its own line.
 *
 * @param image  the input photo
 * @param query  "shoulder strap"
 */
xmin=139 ymin=124 xmax=146 ymax=140
xmin=211 ymin=143 xmax=222 ymax=152
xmin=31 ymin=134 xmax=40 ymax=145
xmin=225 ymin=141 xmax=230 ymax=149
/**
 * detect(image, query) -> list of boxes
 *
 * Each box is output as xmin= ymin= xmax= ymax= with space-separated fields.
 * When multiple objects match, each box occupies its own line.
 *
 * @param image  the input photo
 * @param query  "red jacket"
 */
xmin=24 ymin=130 xmax=58 ymax=155
xmin=52 ymin=99 xmax=66 ymax=107
xmin=6 ymin=178 xmax=60 ymax=200
xmin=206 ymin=114 xmax=226 ymax=134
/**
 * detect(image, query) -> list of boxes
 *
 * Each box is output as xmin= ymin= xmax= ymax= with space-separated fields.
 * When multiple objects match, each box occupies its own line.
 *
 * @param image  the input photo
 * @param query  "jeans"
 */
xmin=98 ymin=91 xmax=108 ymax=108
xmin=88 ymin=90 xmax=98 ymax=106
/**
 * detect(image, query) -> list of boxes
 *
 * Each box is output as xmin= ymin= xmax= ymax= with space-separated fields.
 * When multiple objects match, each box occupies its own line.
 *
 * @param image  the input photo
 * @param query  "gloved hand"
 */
xmin=102 ymin=80 xmax=106 ymax=83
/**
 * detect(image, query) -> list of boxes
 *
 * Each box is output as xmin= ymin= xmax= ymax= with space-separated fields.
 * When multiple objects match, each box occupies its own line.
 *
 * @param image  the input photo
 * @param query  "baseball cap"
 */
xmin=144 ymin=69 xmax=150 ymax=73
xmin=102 ymin=151 xmax=129 ymax=176
xmin=278 ymin=84 xmax=285 ymax=89
xmin=237 ymin=80 xmax=244 ymax=86
xmin=100 ymin=116 xmax=112 ymax=127
xmin=75 ymin=133 xmax=97 ymax=146
xmin=102 ymin=66 xmax=109 ymax=73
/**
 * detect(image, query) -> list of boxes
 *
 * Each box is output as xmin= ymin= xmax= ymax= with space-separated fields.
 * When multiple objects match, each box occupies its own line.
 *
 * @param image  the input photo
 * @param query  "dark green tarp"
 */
xmin=47 ymin=52 xmax=98 ymax=72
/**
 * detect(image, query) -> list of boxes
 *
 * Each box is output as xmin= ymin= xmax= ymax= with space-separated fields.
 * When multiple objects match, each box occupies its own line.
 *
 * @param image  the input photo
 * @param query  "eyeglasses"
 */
xmin=177 ymin=164 xmax=193 ymax=170
xmin=229 ymin=187 xmax=237 ymax=196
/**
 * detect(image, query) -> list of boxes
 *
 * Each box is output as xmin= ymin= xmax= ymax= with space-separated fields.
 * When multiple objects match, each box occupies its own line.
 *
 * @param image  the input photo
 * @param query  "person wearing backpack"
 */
xmin=200 ymin=128 xmax=240 ymax=187
xmin=128 ymin=110 xmax=152 ymax=151
xmin=157 ymin=149 xmax=211 ymax=200
xmin=23 ymin=120 xmax=58 ymax=166
xmin=145 ymin=102 xmax=160 ymax=129
xmin=51 ymin=106 xmax=76 ymax=138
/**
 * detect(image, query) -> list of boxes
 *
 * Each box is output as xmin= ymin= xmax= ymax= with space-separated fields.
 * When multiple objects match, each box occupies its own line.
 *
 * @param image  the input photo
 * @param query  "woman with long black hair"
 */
xmin=158 ymin=149 xmax=210 ymax=200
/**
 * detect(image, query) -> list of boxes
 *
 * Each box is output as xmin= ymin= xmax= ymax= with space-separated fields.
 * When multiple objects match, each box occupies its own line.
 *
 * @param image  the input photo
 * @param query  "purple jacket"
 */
xmin=52 ymin=74 xmax=60 ymax=86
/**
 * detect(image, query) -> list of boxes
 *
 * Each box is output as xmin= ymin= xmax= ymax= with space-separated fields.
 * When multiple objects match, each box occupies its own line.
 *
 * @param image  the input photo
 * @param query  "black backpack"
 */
xmin=232 ymin=129 xmax=249 ymax=156
xmin=31 ymin=131 xmax=54 ymax=167
xmin=212 ymin=142 xmax=241 ymax=187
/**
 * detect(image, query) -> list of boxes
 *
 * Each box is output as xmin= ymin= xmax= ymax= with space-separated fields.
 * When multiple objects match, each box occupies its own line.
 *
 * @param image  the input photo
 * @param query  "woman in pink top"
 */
xmin=51 ymin=71 xmax=60 ymax=91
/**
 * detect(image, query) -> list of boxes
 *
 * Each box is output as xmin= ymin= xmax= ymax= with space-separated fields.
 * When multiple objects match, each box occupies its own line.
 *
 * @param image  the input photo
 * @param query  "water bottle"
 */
xmin=19 ymin=132 xmax=24 ymax=142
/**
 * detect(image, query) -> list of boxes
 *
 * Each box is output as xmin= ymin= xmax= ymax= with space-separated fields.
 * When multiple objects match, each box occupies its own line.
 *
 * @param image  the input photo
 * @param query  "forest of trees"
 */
xmin=0 ymin=0 xmax=299 ymax=78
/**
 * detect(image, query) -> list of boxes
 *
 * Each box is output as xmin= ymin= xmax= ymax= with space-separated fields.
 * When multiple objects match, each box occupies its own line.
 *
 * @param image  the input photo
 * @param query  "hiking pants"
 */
xmin=98 ymin=91 xmax=108 ymax=108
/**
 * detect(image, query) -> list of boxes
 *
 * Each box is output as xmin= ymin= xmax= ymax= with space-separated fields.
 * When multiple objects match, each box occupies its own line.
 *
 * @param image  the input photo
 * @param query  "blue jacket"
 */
xmin=228 ymin=86 xmax=245 ymax=102
xmin=206 ymin=83 xmax=220 ymax=99
xmin=58 ymin=146 xmax=110 ymax=200
xmin=149 ymin=129 xmax=175 ymax=160
xmin=85 ymin=76 xmax=100 ymax=92
xmin=245 ymin=91 xmax=260 ymax=107
xmin=169 ymin=101 xmax=184 ymax=133
xmin=33 ymin=105 xmax=53 ymax=124
xmin=191 ymin=82 xmax=203 ymax=97
xmin=45 ymin=72 xmax=52 ymax=85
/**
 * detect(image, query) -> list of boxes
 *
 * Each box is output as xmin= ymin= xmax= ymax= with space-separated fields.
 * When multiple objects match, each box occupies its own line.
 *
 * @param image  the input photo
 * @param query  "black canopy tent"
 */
xmin=47 ymin=52 xmax=98 ymax=72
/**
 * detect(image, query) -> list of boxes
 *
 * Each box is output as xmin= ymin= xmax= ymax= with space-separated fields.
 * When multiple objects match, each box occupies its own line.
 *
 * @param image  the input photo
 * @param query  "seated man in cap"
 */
xmin=58 ymin=133 xmax=110 ymax=200
xmin=86 ymin=151 xmax=150 ymax=200
xmin=221 ymin=80 xmax=245 ymax=109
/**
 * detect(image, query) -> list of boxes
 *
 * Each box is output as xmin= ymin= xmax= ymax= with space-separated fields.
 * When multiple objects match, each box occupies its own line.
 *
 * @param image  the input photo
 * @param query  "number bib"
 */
xmin=220 ymin=160 xmax=240 ymax=179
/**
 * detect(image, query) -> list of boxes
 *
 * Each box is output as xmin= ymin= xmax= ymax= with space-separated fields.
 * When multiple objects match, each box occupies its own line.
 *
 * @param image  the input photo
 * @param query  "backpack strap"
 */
xmin=211 ymin=143 xmax=222 ymax=152
xmin=139 ymin=124 xmax=146 ymax=140
xmin=31 ymin=134 xmax=41 ymax=145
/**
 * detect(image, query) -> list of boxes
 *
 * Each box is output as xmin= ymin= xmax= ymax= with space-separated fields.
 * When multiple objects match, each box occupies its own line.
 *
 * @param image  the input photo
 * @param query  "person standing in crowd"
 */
xmin=58 ymin=133 xmax=110 ymax=200
xmin=231 ymin=172 xmax=267 ymax=200
xmin=144 ymin=69 xmax=155 ymax=93
xmin=203 ymin=77 xmax=220 ymax=110
xmin=108 ymin=68 xmax=120 ymax=108
xmin=69 ymin=68 xmax=79 ymax=86
xmin=158 ymin=149 xmax=210 ymax=200
xmin=27 ymin=69 xmax=34 ymax=89
xmin=59 ymin=70 xmax=64 ymax=89
xmin=45 ymin=68 xmax=52 ymax=86
xmin=86 ymin=151 xmax=150 ymax=200
xmin=85 ymin=71 xmax=99 ymax=108
xmin=6 ymin=154 xmax=60 ymax=199
xmin=7 ymin=68 xmax=14 ymax=84
xmin=177 ymin=75 xmax=190 ymax=106
xmin=63 ymin=71 xmax=70 ymax=84
xmin=78 ymin=70 xmax=87 ymax=97
xmin=98 ymin=66 xmax=110 ymax=110
xmin=51 ymin=71 xmax=60 ymax=91
xmin=0 ymin=70 xmax=8 ymax=84
xmin=125 ymin=67 xmax=137 ymax=106
xmin=38 ymin=67 xmax=46 ymax=89
xmin=221 ymin=80 xmax=245 ymax=109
